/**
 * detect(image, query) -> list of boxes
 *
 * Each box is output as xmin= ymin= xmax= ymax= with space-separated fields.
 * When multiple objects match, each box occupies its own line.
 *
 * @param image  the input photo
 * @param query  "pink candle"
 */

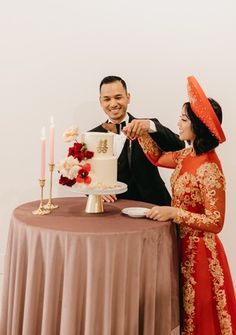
xmin=40 ymin=127 xmax=46 ymax=180
xmin=49 ymin=116 xmax=55 ymax=164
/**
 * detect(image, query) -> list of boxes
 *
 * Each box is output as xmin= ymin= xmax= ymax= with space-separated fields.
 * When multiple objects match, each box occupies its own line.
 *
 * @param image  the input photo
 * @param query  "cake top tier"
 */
xmin=81 ymin=132 xmax=114 ymax=158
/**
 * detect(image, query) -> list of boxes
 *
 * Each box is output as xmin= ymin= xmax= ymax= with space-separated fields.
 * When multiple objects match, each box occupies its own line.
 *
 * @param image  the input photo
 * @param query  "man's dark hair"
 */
xmin=99 ymin=76 xmax=127 ymax=93
xmin=183 ymin=98 xmax=222 ymax=155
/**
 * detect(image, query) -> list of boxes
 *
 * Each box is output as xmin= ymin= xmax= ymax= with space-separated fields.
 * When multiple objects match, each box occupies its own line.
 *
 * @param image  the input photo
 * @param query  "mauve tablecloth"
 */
xmin=0 ymin=197 xmax=179 ymax=335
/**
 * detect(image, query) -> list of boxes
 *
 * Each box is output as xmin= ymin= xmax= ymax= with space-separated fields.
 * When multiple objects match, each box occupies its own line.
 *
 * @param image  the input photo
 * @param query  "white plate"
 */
xmin=121 ymin=207 xmax=149 ymax=218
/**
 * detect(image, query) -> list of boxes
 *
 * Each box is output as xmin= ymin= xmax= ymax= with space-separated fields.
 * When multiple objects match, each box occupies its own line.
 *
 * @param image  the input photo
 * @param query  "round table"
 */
xmin=0 ymin=198 xmax=180 ymax=335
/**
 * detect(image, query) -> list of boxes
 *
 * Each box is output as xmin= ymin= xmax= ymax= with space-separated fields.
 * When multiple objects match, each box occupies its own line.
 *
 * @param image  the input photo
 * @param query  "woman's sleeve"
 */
xmin=174 ymin=162 xmax=225 ymax=234
xmin=138 ymin=133 xmax=178 ymax=169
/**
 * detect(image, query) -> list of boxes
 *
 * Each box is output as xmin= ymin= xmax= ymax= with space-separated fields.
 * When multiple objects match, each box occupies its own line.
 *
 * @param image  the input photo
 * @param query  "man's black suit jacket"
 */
xmin=90 ymin=113 xmax=184 ymax=205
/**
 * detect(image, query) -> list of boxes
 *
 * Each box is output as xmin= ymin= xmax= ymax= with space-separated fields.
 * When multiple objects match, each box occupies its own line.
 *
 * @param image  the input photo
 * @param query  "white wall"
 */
xmin=0 ymin=0 xmax=235 ymax=288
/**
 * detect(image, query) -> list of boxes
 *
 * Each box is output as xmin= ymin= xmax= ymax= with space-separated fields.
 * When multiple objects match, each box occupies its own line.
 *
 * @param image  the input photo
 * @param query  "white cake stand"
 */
xmin=68 ymin=181 xmax=127 ymax=213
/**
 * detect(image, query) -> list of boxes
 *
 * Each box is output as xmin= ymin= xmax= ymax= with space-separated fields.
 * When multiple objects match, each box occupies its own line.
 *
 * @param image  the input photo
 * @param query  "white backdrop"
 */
xmin=0 ymin=0 xmax=235 ymax=284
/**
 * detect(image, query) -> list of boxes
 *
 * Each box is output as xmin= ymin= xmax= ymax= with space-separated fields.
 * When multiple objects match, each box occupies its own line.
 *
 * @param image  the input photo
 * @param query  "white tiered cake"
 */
xmin=59 ymin=129 xmax=127 ymax=211
xmin=81 ymin=132 xmax=117 ymax=188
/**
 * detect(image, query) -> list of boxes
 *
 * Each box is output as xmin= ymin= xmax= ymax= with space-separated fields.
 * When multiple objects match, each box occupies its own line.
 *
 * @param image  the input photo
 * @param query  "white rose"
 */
xmin=63 ymin=126 xmax=79 ymax=142
xmin=58 ymin=156 xmax=79 ymax=179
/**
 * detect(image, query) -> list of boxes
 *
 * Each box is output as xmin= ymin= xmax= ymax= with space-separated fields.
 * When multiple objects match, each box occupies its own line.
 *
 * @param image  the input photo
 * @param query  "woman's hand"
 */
xmin=146 ymin=205 xmax=178 ymax=221
xmin=122 ymin=119 xmax=150 ymax=139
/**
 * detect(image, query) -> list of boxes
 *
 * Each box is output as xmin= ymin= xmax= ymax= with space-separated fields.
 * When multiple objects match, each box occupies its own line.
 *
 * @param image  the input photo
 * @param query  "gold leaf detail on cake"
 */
xmin=97 ymin=139 xmax=108 ymax=153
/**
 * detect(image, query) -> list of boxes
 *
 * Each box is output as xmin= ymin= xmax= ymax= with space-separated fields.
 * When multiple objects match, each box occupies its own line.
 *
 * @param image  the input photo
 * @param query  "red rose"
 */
xmin=59 ymin=176 xmax=76 ymax=186
xmin=75 ymin=152 xmax=85 ymax=161
xmin=84 ymin=151 xmax=94 ymax=159
xmin=67 ymin=146 xmax=76 ymax=157
xmin=74 ymin=143 xmax=83 ymax=151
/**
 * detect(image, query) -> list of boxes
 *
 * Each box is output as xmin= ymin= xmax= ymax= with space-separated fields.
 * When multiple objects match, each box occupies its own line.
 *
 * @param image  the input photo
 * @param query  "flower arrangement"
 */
xmin=58 ymin=127 xmax=94 ymax=187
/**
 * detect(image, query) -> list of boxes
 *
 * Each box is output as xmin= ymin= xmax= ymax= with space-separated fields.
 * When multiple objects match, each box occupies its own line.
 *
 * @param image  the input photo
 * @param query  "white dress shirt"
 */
xmin=108 ymin=115 xmax=155 ymax=158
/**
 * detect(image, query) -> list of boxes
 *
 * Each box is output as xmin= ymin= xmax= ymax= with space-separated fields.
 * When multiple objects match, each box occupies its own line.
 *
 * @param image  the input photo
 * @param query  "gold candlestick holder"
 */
xmin=44 ymin=163 xmax=59 ymax=210
xmin=32 ymin=179 xmax=51 ymax=215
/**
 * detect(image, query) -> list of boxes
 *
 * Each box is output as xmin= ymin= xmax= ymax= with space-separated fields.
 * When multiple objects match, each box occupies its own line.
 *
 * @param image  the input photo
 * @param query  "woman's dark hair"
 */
xmin=183 ymin=98 xmax=222 ymax=155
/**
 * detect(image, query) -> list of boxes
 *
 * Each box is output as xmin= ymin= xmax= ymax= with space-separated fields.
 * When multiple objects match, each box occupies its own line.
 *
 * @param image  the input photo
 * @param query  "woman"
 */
xmin=125 ymin=76 xmax=236 ymax=334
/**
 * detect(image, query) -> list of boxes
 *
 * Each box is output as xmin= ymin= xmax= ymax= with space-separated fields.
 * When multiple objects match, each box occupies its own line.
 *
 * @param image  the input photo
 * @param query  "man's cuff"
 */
xmin=149 ymin=120 xmax=156 ymax=133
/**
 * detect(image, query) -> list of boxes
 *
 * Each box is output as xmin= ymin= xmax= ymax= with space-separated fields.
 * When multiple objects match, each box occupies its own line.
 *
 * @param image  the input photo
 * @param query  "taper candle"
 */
xmin=49 ymin=116 xmax=55 ymax=164
xmin=40 ymin=127 xmax=46 ymax=179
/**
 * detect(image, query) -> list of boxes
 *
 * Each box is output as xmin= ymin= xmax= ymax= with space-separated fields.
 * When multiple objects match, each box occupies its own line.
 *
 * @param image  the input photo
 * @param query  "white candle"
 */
xmin=49 ymin=116 xmax=55 ymax=165
xmin=40 ymin=127 xmax=46 ymax=180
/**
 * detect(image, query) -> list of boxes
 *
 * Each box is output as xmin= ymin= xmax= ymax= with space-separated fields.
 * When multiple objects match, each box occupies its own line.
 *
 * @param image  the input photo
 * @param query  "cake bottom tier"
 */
xmin=90 ymin=156 xmax=117 ymax=187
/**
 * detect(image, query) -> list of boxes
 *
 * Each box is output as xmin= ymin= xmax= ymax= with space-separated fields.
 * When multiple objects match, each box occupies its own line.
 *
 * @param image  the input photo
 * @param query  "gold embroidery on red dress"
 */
xmin=137 ymin=136 xmax=236 ymax=334
xmin=181 ymin=232 xmax=198 ymax=334
xmin=204 ymin=233 xmax=233 ymax=335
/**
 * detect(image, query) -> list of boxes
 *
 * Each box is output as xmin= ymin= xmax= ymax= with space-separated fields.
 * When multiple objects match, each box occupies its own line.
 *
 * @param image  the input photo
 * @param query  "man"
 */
xmin=90 ymin=75 xmax=184 ymax=205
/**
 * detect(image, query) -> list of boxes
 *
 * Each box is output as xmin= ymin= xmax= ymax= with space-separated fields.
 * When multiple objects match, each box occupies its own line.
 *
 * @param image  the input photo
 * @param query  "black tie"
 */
xmin=116 ymin=121 xmax=126 ymax=134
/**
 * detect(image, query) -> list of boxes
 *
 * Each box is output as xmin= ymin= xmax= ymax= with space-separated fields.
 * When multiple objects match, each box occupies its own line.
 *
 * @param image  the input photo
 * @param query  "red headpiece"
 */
xmin=187 ymin=76 xmax=226 ymax=143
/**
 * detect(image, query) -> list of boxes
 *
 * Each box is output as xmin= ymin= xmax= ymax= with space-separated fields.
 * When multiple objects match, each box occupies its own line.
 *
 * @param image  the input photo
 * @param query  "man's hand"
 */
xmin=101 ymin=194 xmax=117 ymax=203
xmin=123 ymin=119 xmax=150 ymax=139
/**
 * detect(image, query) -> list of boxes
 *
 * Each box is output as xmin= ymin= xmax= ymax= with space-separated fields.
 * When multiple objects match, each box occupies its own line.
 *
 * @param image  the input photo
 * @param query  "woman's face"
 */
xmin=177 ymin=107 xmax=196 ymax=142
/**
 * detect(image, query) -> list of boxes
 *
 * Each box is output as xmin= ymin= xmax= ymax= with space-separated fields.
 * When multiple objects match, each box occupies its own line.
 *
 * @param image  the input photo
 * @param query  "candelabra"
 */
xmin=44 ymin=163 xmax=59 ymax=210
xmin=32 ymin=179 xmax=51 ymax=215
